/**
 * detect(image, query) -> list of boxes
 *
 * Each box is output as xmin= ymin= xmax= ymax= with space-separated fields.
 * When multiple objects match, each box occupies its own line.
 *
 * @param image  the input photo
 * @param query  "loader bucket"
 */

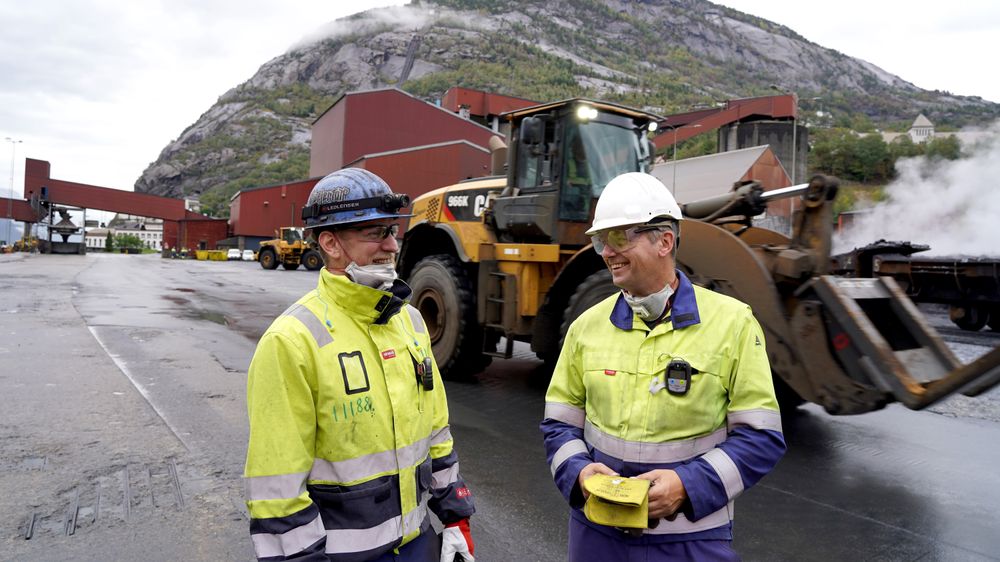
xmin=813 ymin=275 xmax=1000 ymax=409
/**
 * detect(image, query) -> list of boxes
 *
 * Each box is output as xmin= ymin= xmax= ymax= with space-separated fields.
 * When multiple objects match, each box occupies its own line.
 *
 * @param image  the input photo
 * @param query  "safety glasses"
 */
xmin=342 ymin=223 xmax=400 ymax=242
xmin=591 ymin=226 xmax=663 ymax=254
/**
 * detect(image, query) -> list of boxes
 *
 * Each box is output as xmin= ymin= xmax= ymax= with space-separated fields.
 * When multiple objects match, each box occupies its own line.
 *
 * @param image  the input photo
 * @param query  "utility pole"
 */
xmin=661 ymin=123 xmax=701 ymax=195
xmin=791 ymin=92 xmax=798 ymax=185
xmin=5 ymin=137 xmax=22 ymax=246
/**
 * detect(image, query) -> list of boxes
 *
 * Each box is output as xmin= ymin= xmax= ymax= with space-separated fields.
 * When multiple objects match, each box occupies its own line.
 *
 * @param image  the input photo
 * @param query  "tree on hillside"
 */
xmin=925 ymin=135 xmax=961 ymax=160
xmin=809 ymin=128 xmax=856 ymax=179
xmin=888 ymin=135 xmax=922 ymax=161
xmin=850 ymin=134 xmax=891 ymax=183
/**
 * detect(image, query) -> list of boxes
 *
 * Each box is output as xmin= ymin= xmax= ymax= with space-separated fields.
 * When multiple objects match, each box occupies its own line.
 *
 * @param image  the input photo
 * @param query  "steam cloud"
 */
xmin=833 ymin=122 xmax=1000 ymax=257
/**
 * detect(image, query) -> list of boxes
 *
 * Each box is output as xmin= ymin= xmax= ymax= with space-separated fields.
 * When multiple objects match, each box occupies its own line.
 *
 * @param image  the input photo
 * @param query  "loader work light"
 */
xmin=576 ymin=105 xmax=599 ymax=121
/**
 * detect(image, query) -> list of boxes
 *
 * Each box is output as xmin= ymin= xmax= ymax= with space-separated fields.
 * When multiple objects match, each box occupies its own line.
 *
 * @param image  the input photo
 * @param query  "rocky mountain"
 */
xmin=135 ymin=0 xmax=1000 ymax=216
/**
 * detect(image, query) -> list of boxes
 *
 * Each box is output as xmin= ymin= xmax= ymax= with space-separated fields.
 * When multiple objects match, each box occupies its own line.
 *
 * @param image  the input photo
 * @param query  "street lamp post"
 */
xmin=5 ymin=137 xmax=22 ymax=247
xmin=662 ymin=123 xmax=701 ymax=195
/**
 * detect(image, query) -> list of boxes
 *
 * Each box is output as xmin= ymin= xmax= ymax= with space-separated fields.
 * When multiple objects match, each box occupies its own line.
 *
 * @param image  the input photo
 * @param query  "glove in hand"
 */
xmin=440 ymin=518 xmax=474 ymax=562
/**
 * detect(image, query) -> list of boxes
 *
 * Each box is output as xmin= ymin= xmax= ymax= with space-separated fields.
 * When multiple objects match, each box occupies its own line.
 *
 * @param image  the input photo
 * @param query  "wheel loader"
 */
xmin=398 ymin=98 xmax=1000 ymax=414
xmin=258 ymin=226 xmax=323 ymax=271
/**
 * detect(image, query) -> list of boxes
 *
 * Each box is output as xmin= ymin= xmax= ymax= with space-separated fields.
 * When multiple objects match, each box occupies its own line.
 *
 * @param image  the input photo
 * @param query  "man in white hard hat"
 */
xmin=541 ymin=172 xmax=785 ymax=561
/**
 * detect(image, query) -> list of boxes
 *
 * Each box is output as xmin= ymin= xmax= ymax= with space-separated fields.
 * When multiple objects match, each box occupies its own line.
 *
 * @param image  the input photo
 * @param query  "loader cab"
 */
xmin=281 ymin=227 xmax=303 ymax=245
xmin=493 ymin=99 xmax=659 ymax=245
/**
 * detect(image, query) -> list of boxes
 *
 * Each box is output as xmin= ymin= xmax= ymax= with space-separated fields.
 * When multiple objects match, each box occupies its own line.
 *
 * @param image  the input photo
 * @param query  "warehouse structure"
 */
xmin=4 ymin=87 xmax=804 ymax=253
xmin=226 ymin=87 xmax=535 ymax=251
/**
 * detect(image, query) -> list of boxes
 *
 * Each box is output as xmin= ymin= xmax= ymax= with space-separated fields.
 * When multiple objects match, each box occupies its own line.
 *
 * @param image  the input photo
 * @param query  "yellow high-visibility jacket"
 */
xmin=245 ymin=270 xmax=474 ymax=561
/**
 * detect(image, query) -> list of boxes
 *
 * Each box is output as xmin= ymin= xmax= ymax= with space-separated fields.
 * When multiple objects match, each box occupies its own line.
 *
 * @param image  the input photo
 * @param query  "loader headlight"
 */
xmin=576 ymin=105 xmax=599 ymax=121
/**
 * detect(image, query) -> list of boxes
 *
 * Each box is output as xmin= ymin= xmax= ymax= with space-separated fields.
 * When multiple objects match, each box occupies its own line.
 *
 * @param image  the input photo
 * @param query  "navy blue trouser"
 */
xmin=370 ymin=531 xmax=441 ymax=562
xmin=568 ymin=517 xmax=741 ymax=562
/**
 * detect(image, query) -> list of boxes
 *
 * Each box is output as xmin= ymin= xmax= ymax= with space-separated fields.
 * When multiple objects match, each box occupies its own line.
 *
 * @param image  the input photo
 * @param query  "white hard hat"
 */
xmin=586 ymin=172 xmax=683 ymax=235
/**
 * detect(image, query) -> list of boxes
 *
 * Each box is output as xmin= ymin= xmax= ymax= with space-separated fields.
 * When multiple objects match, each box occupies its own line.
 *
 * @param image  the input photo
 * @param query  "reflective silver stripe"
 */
xmin=728 ymin=408 xmax=783 ymax=433
xmin=245 ymin=471 xmax=309 ymax=501
xmin=283 ymin=303 xmax=333 ymax=347
xmin=429 ymin=426 xmax=452 ymax=447
xmin=325 ymin=496 xmax=428 ymax=554
xmin=432 ymin=463 xmax=460 ymax=489
xmin=584 ymin=421 xmax=726 ymax=464
xmin=701 ymin=448 xmax=744 ymax=501
xmin=252 ymin=512 xmax=326 ymax=559
xmin=544 ymin=402 xmax=586 ymax=428
xmin=550 ymin=439 xmax=589 ymax=477
xmin=643 ymin=504 xmax=732 ymax=535
xmin=311 ymin=438 xmax=430 ymax=483
xmin=404 ymin=497 xmax=429 ymax=536
xmin=406 ymin=305 xmax=426 ymax=335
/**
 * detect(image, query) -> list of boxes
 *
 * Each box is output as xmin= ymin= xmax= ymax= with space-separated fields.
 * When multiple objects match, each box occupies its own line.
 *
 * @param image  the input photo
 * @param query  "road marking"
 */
xmin=86 ymin=326 xmax=192 ymax=452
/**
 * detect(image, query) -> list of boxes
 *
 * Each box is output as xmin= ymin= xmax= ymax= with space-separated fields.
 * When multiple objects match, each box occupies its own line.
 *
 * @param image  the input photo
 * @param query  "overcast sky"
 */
xmin=2 ymin=0 xmax=998 ymax=203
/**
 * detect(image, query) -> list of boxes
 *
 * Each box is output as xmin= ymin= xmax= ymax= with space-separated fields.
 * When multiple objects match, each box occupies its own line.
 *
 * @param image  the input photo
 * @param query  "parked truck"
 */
xmin=398 ymin=97 xmax=1000 ymax=414
xmin=258 ymin=227 xmax=323 ymax=271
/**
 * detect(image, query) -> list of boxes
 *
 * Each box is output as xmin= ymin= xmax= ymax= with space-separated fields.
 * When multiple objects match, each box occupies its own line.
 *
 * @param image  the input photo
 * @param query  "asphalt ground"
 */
xmin=2 ymin=253 xmax=999 ymax=561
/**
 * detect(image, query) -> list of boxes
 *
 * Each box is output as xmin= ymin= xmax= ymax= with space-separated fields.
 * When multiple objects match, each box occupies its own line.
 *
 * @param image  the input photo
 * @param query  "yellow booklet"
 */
xmin=582 ymin=474 xmax=650 ymax=529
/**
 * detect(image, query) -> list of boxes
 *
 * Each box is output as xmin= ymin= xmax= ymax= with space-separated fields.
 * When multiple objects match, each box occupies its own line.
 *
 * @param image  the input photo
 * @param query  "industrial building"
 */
xmin=226 ymin=87 xmax=536 ymax=251
xmin=2 ymin=87 xmax=804 ymax=253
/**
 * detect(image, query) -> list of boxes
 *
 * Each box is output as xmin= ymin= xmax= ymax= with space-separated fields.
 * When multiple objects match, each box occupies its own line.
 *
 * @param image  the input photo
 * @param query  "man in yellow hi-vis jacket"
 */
xmin=245 ymin=168 xmax=475 ymax=562
xmin=541 ymin=172 xmax=785 ymax=561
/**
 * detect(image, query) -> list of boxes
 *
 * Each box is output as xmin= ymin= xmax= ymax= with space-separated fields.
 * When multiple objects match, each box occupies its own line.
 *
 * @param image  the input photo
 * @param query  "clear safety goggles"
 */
xmin=591 ymin=225 xmax=664 ymax=254
xmin=341 ymin=223 xmax=400 ymax=243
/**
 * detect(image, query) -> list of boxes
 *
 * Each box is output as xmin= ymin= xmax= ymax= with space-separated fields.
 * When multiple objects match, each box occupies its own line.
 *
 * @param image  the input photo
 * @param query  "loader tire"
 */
xmin=409 ymin=255 xmax=491 ymax=380
xmin=773 ymin=375 xmax=805 ymax=412
xmin=951 ymin=305 xmax=988 ymax=331
xmin=989 ymin=307 xmax=1000 ymax=332
xmin=303 ymin=250 xmax=323 ymax=271
xmin=259 ymin=248 xmax=278 ymax=270
xmin=282 ymin=260 xmax=300 ymax=271
xmin=558 ymin=269 xmax=618 ymax=349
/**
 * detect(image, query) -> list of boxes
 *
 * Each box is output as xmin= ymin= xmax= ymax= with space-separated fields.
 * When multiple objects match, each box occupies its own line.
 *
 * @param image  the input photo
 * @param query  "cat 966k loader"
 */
xmin=397 ymin=98 xmax=1000 ymax=414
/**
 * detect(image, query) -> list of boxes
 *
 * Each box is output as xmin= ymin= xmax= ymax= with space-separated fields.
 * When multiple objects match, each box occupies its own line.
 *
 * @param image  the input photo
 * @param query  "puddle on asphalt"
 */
xmin=196 ymin=311 xmax=229 ymax=326
xmin=160 ymin=295 xmax=229 ymax=326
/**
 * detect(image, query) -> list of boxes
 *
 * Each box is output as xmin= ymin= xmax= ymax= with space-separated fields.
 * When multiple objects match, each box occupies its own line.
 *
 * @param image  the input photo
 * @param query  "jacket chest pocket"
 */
xmin=582 ymin=366 xmax=635 ymax=431
xmin=648 ymin=354 xmax=729 ymax=438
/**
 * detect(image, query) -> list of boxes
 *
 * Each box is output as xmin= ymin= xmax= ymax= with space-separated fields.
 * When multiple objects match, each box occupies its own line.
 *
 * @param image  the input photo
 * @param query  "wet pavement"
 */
xmin=2 ymin=253 xmax=999 ymax=561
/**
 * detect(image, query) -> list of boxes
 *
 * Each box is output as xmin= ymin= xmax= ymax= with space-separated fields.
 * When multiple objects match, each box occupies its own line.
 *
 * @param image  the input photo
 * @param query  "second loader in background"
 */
xmin=258 ymin=227 xmax=323 ymax=271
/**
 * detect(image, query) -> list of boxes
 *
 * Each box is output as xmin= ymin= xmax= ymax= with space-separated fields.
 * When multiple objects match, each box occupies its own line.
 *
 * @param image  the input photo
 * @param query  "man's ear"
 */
xmin=317 ymin=230 xmax=340 ymax=260
xmin=658 ymin=229 xmax=675 ymax=257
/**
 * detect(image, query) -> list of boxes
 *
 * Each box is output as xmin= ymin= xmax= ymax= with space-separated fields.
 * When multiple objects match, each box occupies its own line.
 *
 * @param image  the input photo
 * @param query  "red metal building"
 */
xmin=349 ymin=140 xmax=492 ymax=202
xmin=228 ymin=140 xmax=491 ymax=245
xmin=309 ymin=88 xmax=502 ymax=178
xmin=228 ymin=178 xmax=318 ymax=240
xmin=440 ymin=87 xmax=539 ymax=131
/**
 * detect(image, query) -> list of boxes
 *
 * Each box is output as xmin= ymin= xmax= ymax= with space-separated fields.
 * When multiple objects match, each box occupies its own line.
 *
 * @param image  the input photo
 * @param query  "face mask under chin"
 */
xmin=345 ymin=261 xmax=398 ymax=291
xmin=623 ymin=282 xmax=674 ymax=321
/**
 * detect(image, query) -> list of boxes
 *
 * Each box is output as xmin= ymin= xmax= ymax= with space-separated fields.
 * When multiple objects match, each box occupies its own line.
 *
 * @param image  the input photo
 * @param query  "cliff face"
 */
xmin=135 ymin=0 xmax=998 ymax=214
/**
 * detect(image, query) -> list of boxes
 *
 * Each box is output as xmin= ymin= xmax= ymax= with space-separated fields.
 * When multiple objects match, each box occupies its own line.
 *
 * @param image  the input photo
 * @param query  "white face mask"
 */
xmin=623 ymin=282 xmax=674 ymax=321
xmin=345 ymin=261 xmax=397 ymax=291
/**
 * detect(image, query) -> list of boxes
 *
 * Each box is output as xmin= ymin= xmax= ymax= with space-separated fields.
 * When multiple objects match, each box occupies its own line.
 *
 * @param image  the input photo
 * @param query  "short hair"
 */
xmin=644 ymin=219 xmax=680 ymax=258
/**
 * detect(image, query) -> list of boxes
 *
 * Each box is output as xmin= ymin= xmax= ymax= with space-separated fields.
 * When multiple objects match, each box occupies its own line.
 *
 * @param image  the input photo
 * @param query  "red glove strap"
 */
xmin=445 ymin=518 xmax=474 ymax=556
